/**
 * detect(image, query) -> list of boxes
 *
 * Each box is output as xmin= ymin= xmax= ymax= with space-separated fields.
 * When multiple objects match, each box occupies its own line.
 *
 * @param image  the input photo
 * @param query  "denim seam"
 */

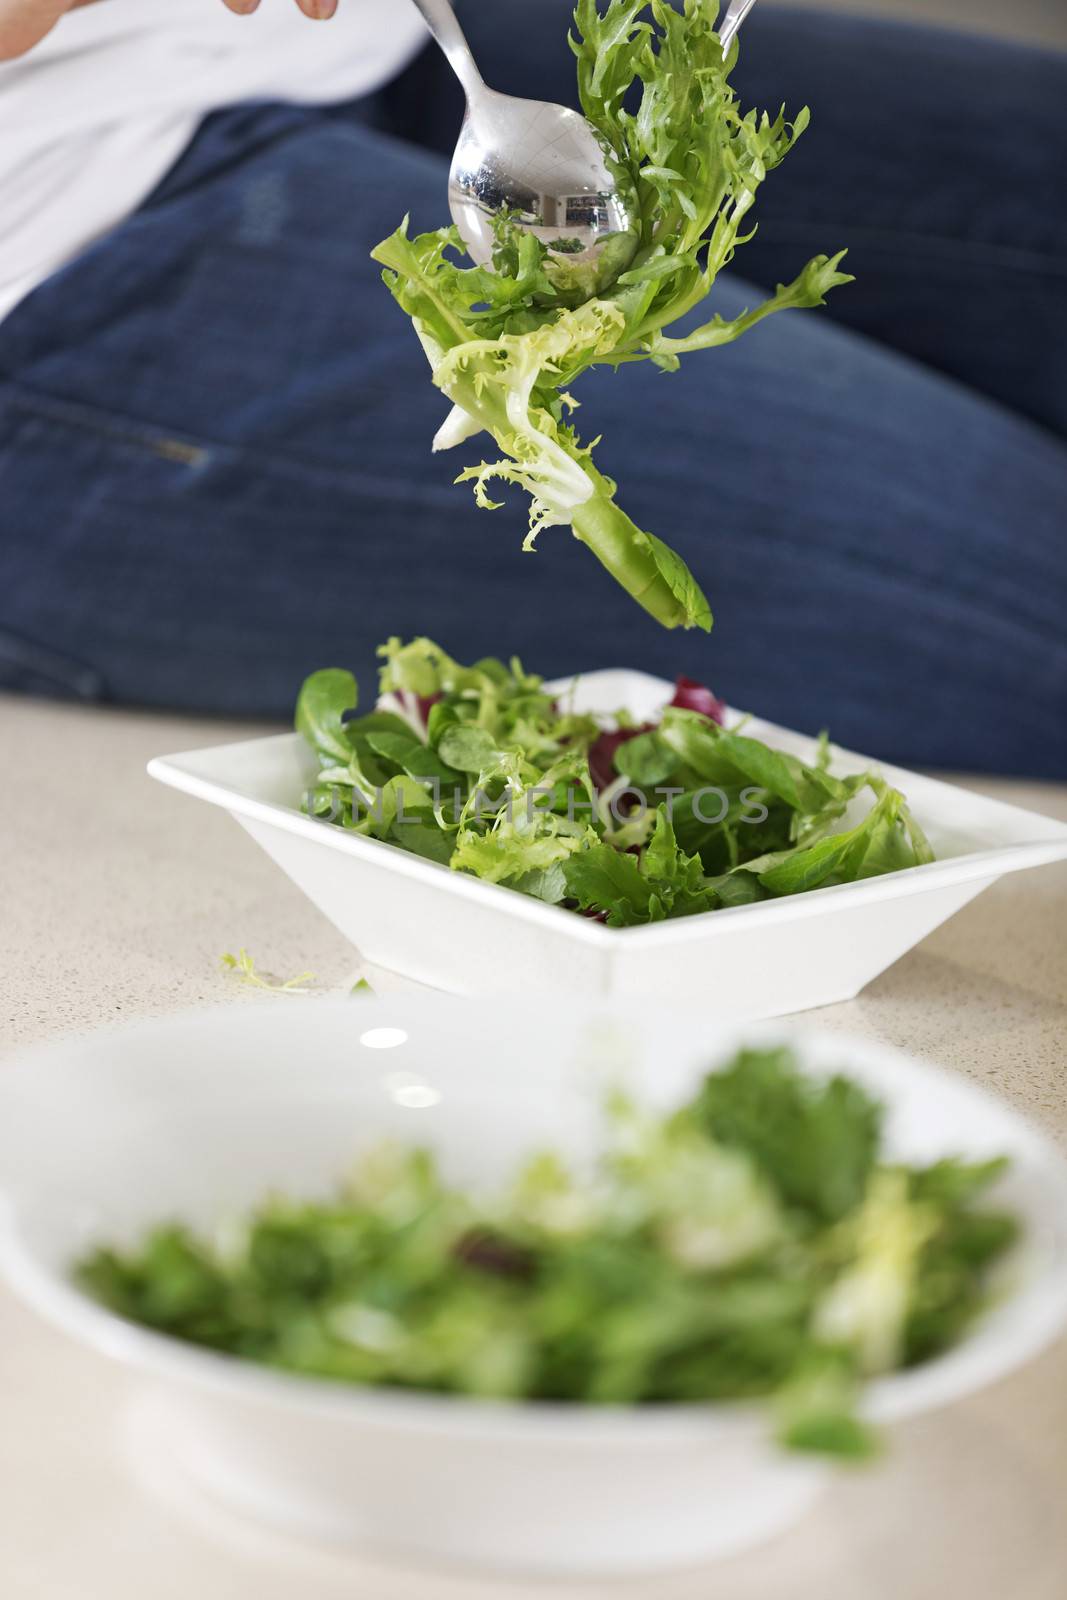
xmin=1 ymin=385 xmax=210 ymax=464
xmin=4 ymin=384 xmax=1063 ymax=653
xmin=0 ymin=380 xmax=467 ymax=504
xmin=4 ymin=384 xmax=1065 ymax=650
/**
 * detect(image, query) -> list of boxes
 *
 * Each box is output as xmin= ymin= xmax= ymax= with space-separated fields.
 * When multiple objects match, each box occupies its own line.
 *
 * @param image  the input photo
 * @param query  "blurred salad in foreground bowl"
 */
xmin=76 ymin=1042 xmax=1018 ymax=1460
xmin=6 ymin=997 xmax=1067 ymax=1571
xmin=296 ymin=636 xmax=933 ymax=927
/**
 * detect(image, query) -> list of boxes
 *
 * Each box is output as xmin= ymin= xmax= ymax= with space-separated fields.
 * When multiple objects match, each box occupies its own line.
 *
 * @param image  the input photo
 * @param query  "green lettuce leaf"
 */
xmin=684 ymin=1046 xmax=883 ymax=1223
xmin=295 ymin=669 xmax=357 ymax=766
xmin=564 ymin=806 xmax=718 ymax=925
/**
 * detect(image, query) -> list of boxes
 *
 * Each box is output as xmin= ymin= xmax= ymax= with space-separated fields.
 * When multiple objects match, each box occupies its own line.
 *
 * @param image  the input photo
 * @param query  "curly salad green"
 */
xmin=295 ymin=638 xmax=933 ymax=927
xmin=76 ymin=1045 xmax=1018 ymax=1458
xmin=373 ymin=0 xmax=852 ymax=631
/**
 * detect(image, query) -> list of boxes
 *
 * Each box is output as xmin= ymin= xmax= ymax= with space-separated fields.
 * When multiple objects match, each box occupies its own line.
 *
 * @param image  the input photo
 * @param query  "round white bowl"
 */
xmin=2 ymin=997 xmax=1066 ymax=1576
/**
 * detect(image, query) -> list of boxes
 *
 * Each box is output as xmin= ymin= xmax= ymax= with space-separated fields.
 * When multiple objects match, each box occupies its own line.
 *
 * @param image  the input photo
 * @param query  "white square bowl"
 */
xmin=148 ymin=670 xmax=1067 ymax=1014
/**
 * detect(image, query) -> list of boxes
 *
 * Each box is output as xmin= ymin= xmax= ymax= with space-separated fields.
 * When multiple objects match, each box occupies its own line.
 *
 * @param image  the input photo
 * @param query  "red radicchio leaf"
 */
xmin=587 ymin=724 xmax=657 ymax=792
xmin=587 ymin=675 xmax=723 ymax=791
xmin=669 ymin=675 xmax=726 ymax=724
xmin=453 ymin=1228 xmax=537 ymax=1281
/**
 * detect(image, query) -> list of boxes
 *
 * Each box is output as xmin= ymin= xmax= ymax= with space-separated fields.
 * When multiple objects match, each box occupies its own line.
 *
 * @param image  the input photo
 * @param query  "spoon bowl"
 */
xmin=449 ymin=87 xmax=638 ymax=290
xmin=412 ymin=0 xmax=637 ymax=290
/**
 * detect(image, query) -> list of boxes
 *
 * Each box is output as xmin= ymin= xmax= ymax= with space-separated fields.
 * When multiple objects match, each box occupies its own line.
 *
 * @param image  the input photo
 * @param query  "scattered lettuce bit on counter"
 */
xmin=371 ymin=0 xmax=851 ymax=631
xmin=220 ymin=950 xmax=315 ymax=994
xmin=295 ymin=637 xmax=933 ymax=925
xmin=75 ymin=1045 xmax=1018 ymax=1457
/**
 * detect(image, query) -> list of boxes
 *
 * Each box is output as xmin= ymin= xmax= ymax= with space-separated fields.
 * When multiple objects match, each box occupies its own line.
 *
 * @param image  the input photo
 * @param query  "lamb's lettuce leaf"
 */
xmin=295 ymin=669 xmax=357 ymax=766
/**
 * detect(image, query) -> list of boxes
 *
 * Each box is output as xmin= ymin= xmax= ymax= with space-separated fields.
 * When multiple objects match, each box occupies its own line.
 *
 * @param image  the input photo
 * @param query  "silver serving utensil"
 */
xmin=716 ymin=0 xmax=760 ymax=55
xmin=410 ymin=0 xmax=761 ymax=290
xmin=410 ymin=0 xmax=635 ymax=289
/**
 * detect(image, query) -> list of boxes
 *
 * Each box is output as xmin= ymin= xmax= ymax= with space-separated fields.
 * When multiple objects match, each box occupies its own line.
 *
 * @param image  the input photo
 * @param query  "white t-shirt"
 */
xmin=0 ymin=0 xmax=425 ymax=323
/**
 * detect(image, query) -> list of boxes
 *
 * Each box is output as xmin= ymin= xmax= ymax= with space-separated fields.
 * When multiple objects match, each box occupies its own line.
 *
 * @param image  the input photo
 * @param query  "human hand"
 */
xmin=221 ymin=0 xmax=340 ymax=15
xmin=1 ymin=0 xmax=338 ymax=63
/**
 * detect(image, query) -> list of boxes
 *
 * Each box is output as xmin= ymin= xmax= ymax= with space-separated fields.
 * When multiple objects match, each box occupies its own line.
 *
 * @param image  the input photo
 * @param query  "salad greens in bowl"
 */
xmin=76 ymin=1042 xmax=1018 ymax=1462
xmin=297 ymin=636 xmax=934 ymax=927
xmin=2 ymin=998 xmax=1066 ymax=1572
xmin=375 ymin=0 xmax=852 ymax=631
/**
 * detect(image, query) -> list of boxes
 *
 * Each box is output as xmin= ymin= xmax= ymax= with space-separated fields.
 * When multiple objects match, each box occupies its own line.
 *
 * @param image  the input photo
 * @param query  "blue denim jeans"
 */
xmin=1 ymin=6 xmax=1065 ymax=776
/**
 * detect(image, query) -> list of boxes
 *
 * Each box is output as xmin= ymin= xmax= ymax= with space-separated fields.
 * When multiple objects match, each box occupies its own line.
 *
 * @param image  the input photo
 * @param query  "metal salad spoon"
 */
xmin=410 ymin=0 xmax=760 ymax=288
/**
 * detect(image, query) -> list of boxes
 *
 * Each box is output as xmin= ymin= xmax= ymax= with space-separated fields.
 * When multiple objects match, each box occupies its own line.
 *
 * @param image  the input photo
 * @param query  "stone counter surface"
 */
xmin=2 ymin=693 xmax=1066 ymax=1600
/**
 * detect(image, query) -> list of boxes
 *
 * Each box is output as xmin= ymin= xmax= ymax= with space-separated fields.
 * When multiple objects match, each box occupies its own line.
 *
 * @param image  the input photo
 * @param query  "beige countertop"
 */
xmin=2 ymin=693 xmax=1066 ymax=1600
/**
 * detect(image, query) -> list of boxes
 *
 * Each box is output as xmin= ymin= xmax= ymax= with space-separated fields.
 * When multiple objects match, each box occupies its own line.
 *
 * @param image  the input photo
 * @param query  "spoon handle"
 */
xmin=718 ymin=0 xmax=759 ymax=53
xmin=409 ymin=0 xmax=485 ymax=100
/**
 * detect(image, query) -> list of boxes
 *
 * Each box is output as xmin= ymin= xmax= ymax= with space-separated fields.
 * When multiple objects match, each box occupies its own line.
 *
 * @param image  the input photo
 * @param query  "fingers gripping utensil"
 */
xmin=409 ymin=0 xmax=760 ymax=289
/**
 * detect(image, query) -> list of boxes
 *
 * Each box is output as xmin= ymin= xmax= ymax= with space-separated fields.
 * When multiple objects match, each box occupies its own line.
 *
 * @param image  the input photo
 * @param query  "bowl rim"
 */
xmin=147 ymin=667 xmax=1067 ymax=949
xmin=3 ymin=999 xmax=1067 ymax=1444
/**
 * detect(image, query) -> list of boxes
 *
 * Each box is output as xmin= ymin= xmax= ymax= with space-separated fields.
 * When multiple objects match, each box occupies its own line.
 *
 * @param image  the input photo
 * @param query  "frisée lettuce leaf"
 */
xmin=372 ymin=0 xmax=851 ymax=632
